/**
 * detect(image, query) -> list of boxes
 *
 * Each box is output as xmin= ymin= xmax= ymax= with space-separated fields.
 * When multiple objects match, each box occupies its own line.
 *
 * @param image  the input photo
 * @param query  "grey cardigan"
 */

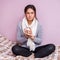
xmin=17 ymin=21 xmax=42 ymax=48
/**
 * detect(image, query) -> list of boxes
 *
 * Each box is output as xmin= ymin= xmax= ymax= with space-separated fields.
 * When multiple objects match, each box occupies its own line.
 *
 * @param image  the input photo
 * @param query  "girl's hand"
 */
xmin=29 ymin=34 xmax=35 ymax=40
xmin=27 ymin=28 xmax=32 ymax=35
xmin=24 ymin=28 xmax=29 ymax=39
xmin=27 ymin=29 xmax=35 ymax=40
xmin=24 ymin=28 xmax=35 ymax=40
xmin=24 ymin=28 xmax=32 ymax=35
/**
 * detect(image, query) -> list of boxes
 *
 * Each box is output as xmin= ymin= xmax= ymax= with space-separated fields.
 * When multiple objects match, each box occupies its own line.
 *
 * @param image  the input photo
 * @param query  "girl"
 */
xmin=12 ymin=4 xmax=55 ymax=58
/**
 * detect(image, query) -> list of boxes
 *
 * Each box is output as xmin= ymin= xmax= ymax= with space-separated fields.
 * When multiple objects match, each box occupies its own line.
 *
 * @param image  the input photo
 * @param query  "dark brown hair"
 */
xmin=24 ymin=4 xmax=36 ymax=17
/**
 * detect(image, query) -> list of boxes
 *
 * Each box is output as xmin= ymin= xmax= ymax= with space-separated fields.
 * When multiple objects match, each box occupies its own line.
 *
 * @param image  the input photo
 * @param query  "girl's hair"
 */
xmin=24 ymin=4 xmax=36 ymax=18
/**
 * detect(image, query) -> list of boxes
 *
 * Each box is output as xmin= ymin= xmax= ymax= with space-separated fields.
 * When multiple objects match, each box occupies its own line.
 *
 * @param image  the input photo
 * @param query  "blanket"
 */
xmin=0 ymin=34 xmax=60 ymax=60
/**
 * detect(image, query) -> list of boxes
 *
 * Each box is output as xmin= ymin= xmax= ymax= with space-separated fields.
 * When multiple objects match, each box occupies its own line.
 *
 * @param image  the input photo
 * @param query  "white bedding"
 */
xmin=0 ymin=34 xmax=60 ymax=60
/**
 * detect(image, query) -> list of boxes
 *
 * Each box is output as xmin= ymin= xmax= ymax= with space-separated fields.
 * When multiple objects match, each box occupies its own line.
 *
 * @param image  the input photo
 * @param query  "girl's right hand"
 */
xmin=24 ymin=28 xmax=29 ymax=39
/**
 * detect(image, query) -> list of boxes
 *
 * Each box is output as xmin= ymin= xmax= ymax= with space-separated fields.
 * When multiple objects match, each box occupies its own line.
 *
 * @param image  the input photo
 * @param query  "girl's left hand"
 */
xmin=29 ymin=34 xmax=35 ymax=40
xmin=25 ymin=28 xmax=35 ymax=40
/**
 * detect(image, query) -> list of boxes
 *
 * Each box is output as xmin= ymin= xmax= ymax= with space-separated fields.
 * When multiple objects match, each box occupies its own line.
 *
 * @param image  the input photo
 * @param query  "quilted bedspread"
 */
xmin=0 ymin=34 xmax=60 ymax=60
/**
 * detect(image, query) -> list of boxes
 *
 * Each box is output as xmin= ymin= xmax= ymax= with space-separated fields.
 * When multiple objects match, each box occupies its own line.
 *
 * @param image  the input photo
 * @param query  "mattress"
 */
xmin=0 ymin=34 xmax=60 ymax=60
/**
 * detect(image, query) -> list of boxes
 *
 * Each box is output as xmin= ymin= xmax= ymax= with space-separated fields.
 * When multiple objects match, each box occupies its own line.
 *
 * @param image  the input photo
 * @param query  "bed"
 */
xmin=0 ymin=34 xmax=60 ymax=60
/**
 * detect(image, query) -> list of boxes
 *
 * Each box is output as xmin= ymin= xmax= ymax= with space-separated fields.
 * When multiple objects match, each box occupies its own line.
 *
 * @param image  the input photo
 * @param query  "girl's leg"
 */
xmin=12 ymin=44 xmax=32 ymax=57
xmin=34 ymin=44 xmax=55 ymax=58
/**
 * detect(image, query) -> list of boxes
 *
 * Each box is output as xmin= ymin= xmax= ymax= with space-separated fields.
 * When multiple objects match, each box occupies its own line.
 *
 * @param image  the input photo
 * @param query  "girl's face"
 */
xmin=25 ymin=8 xmax=35 ymax=21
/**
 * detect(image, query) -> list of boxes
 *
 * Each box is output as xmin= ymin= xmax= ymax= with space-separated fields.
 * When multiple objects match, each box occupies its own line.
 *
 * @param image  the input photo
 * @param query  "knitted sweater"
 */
xmin=17 ymin=21 xmax=42 ymax=48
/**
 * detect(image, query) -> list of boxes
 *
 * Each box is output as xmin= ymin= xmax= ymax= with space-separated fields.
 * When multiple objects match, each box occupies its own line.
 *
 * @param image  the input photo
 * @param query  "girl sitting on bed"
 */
xmin=12 ymin=4 xmax=55 ymax=58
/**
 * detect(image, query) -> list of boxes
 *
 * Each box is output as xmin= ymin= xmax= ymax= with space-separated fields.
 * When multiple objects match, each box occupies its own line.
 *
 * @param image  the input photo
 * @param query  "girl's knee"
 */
xmin=12 ymin=45 xmax=19 ymax=50
xmin=48 ymin=44 xmax=55 ymax=52
xmin=12 ymin=45 xmax=20 ymax=55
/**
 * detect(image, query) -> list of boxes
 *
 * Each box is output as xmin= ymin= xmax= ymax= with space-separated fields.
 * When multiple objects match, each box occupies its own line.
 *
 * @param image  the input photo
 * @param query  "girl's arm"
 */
xmin=17 ymin=23 xmax=27 ymax=44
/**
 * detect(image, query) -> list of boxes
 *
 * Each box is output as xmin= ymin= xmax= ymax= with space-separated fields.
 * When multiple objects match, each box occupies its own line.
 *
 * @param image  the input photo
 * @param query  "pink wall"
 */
xmin=0 ymin=0 xmax=60 ymax=45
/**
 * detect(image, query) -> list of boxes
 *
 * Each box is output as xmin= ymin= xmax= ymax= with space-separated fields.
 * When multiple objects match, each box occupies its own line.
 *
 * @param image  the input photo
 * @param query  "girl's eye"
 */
xmin=26 ymin=12 xmax=34 ymax=14
xmin=31 ymin=12 xmax=34 ymax=14
xmin=26 ymin=12 xmax=29 ymax=14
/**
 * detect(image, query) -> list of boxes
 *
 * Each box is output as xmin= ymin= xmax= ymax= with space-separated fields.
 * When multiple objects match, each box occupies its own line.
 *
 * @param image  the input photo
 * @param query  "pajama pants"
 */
xmin=12 ymin=44 xmax=55 ymax=58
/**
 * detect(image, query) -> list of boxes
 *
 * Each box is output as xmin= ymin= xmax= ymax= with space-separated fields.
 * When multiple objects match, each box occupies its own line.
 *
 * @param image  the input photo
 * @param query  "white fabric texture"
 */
xmin=22 ymin=17 xmax=38 ymax=51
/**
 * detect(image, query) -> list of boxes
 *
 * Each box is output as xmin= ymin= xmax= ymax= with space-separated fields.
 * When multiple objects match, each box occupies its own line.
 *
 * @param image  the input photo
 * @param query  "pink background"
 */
xmin=0 ymin=0 xmax=60 ymax=45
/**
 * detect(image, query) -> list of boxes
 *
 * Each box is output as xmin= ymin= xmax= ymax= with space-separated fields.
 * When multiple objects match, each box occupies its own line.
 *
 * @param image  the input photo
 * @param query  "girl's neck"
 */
xmin=27 ymin=20 xmax=33 ymax=25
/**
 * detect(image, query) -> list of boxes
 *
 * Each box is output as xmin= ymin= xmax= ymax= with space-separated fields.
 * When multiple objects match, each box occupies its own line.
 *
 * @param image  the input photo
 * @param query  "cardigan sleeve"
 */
xmin=17 ymin=22 xmax=27 ymax=44
xmin=33 ymin=24 xmax=42 ymax=45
